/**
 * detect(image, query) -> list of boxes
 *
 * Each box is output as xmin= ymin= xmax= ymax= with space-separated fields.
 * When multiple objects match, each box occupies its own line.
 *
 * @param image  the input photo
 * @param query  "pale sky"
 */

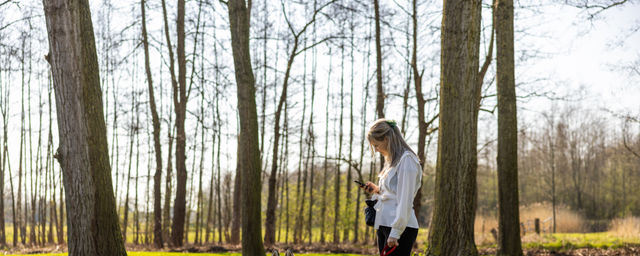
xmin=0 ymin=0 xmax=638 ymax=202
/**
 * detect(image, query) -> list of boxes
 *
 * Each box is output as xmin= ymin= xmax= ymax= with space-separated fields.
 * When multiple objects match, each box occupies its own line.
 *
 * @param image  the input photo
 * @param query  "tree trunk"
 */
xmin=373 ymin=0 xmax=385 ymax=169
xmin=410 ymin=0 xmax=427 ymax=221
xmin=227 ymin=0 xmax=265 ymax=254
xmin=122 ymin=94 xmax=136 ymax=243
xmin=170 ymin=0 xmax=189 ymax=246
xmin=230 ymin=148 xmax=241 ymax=244
xmin=427 ymin=0 xmax=481 ymax=255
xmin=320 ymin=48 xmax=332 ymax=244
xmin=307 ymin=6 xmax=318 ymax=243
xmin=294 ymin=41 xmax=308 ymax=245
xmin=495 ymin=0 xmax=523 ymax=254
xmin=205 ymin=99 xmax=217 ymax=243
xmin=215 ymin=84 xmax=223 ymax=243
xmin=196 ymin=91 xmax=206 ymax=245
xmin=47 ymin=78 xmax=56 ymax=245
xmin=18 ymin=43 xmax=25 ymax=245
xmin=334 ymin=42 xmax=345 ymax=244
xmin=374 ymin=0 xmax=384 ymax=120
xmin=283 ymin=100 xmax=290 ymax=243
xmin=0 ymin=70 xmax=4 ymax=247
xmin=0 ymin=68 xmax=10 ymax=247
xmin=346 ymin=15 xmax=355 ymax=242
xmin=134 ymin=122 xmax=141 ymax=245
xmin=163 ymin=125 xmax=174 ymax=244
xmin=141 ymin=0 xmax=164 ymax=248
xmin=42 ymin=0 xmax=127 ymax=254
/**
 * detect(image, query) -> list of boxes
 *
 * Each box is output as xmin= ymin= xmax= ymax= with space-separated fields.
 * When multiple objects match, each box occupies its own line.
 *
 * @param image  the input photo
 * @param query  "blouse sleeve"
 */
xmin=389 ymin=154 xmax=421 ymax=239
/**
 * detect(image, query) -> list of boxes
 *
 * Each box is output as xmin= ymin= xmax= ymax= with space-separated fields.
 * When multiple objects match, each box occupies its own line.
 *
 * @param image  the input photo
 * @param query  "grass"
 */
xmin=521 ymin=232 xmax=640 ymax=251
xmin=2 ymin=233 xmax=640 ymax=255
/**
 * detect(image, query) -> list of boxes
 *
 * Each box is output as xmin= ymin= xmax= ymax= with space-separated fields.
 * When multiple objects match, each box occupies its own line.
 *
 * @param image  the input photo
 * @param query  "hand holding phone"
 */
xmin=355 ymin=180 xmax=379 ymax=194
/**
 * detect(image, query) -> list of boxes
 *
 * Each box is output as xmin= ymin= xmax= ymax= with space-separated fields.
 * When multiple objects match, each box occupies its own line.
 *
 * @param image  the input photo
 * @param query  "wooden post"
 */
xmin=535 ymin=218 xmax=540 ymax=234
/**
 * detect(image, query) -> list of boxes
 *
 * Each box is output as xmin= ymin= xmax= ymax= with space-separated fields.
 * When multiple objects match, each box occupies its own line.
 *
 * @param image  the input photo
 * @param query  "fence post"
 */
xmin=535 ymin=218 xmax=541 ymax=234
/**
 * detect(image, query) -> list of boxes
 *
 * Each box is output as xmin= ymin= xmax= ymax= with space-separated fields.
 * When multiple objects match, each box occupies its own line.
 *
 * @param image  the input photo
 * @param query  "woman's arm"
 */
xmin=389 ymin=154 xmax=420 ymax=239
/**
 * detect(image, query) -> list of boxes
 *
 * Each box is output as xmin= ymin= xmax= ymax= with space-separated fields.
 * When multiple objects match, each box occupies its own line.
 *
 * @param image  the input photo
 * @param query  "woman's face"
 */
xmin=371 ymin=136 xmax=389 ymax=156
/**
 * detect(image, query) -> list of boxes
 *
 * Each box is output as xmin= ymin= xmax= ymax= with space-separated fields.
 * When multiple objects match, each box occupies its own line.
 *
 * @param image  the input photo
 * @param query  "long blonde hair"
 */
xmin=367 ymin=118 xmax=416 ymax=168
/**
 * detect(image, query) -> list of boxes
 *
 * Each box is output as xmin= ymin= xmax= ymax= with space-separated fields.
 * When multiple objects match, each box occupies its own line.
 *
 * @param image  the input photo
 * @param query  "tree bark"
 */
xmin=230 ymin=148 xmax=241 ymax=244
xmin=334 ymin=42 xmax=345 ymax=244
xmin=227 ymin=0 xmax=266 ymax=254
xmin=495 ymin=0 xmax=523 ymax=254
xmin=122 ymin=94 xmax=136 ymax=243
xmin=140 ymin=0 xmax=164 ymax=248
xmin=42 ymin=0 xmax=127 ymax=254
xmin=170 ymin=0 xmax=189 ymax=246
xmin=319 ymin=48 xmax=332 ymax=244
xmin=373 ymin=0 xmax=385 ymax=169
xmin=427 ymin=0 xmax=481 ymax=255
xmin=374 ymin=0 xmax=384 ymax=120
xmin=411 ymin=0 xmax=426 ymax=221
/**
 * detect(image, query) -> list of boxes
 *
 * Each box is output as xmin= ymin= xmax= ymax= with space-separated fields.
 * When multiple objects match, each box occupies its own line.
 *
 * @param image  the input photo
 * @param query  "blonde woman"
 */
xmin=361 ymin=119 xmax=421 ymax=256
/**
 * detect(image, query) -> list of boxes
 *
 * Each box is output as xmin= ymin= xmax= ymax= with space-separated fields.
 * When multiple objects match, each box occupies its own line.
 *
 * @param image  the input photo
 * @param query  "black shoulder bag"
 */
xmin=365 ymin=199 xmax=377 ymax=227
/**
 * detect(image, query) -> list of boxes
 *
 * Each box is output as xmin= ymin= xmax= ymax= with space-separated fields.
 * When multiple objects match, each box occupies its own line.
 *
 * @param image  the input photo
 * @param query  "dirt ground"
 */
xmin=4 ymin=244 xmax=640 ymax=255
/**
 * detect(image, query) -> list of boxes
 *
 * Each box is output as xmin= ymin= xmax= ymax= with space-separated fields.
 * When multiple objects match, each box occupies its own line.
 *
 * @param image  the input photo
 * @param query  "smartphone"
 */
xmin=353 ymin=180 xmax=366 ymax=188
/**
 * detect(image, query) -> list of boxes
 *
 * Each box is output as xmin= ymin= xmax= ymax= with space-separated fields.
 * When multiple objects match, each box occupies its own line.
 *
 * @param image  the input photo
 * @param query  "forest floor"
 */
xmin=2 ymin=243 xmax=640 ymax=255
xmin=2 ymin=232 xmax=639 ymax=255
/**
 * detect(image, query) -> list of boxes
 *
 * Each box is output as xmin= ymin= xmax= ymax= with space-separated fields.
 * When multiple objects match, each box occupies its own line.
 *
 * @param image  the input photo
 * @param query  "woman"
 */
xmin=361 ymin=119 xmax=421 ymax=256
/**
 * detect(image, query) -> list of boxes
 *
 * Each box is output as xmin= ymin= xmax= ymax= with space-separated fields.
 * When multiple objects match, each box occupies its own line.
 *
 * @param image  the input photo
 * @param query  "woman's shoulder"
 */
xmin=398 ymin=150 xmax=421 ymax=168
xmin=400 ymin=150 xmax=419 ymax=161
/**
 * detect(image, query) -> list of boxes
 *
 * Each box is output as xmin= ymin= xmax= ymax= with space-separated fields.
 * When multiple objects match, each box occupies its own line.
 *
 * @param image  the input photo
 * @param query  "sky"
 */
xmin=0 ymin=0 xmax=639 ymax=201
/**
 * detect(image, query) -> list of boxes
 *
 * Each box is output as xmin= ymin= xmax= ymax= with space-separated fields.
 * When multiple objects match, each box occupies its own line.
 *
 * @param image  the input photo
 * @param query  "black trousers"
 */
xmin=377 ymin=225 xmax=419 ymax=256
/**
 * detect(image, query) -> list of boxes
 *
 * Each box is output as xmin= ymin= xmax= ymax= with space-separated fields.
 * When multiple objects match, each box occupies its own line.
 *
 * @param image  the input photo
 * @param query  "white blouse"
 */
xmin=371 ymin=150 xmax=422 ymax=239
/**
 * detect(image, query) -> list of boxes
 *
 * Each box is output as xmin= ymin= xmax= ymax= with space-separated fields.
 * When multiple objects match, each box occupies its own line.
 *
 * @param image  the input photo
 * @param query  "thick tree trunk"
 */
xmin=427 ymin=0 xmax=481 ymax=255
xmin=227 ymin=0 xmax=265 ymax=254
xmin=42 ymin=0 xmax=127 ymax=254
xmin=140 ymin=0 xmax=164 ymax=248
xmin=495 ymin=0 xmax=523 ymax=254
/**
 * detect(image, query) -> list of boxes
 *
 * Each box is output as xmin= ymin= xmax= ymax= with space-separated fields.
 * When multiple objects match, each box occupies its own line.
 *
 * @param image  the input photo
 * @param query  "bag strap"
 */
xmin=381 ymin=244 xmax=397 ymax=256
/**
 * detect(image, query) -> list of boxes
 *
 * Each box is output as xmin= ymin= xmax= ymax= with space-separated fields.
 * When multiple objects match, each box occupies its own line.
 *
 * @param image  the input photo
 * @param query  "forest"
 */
xmin=0 ymin=0 xmax=639 ymax=255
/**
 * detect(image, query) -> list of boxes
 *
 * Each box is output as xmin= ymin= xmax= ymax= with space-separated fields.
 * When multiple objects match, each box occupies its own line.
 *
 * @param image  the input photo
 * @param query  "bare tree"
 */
xmin=140 ymin=0 xmax=164 ymax=248
xmin=227 ymin=0 xmax=266 ymax=254
xmin=427 ymin=0 xmax=482 ymax=255
xmin=495 ymin=0 xmax=523 ymax=254
xmin=42 ymin=0 xmax=127 ymax=253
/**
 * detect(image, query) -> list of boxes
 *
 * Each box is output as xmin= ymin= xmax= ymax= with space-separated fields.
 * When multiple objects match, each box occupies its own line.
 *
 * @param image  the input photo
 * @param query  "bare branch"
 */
xmin=293 ymin=36 xmax=336 ymax=56
xmin=565 ymin=0 xmax=631 ymax=19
